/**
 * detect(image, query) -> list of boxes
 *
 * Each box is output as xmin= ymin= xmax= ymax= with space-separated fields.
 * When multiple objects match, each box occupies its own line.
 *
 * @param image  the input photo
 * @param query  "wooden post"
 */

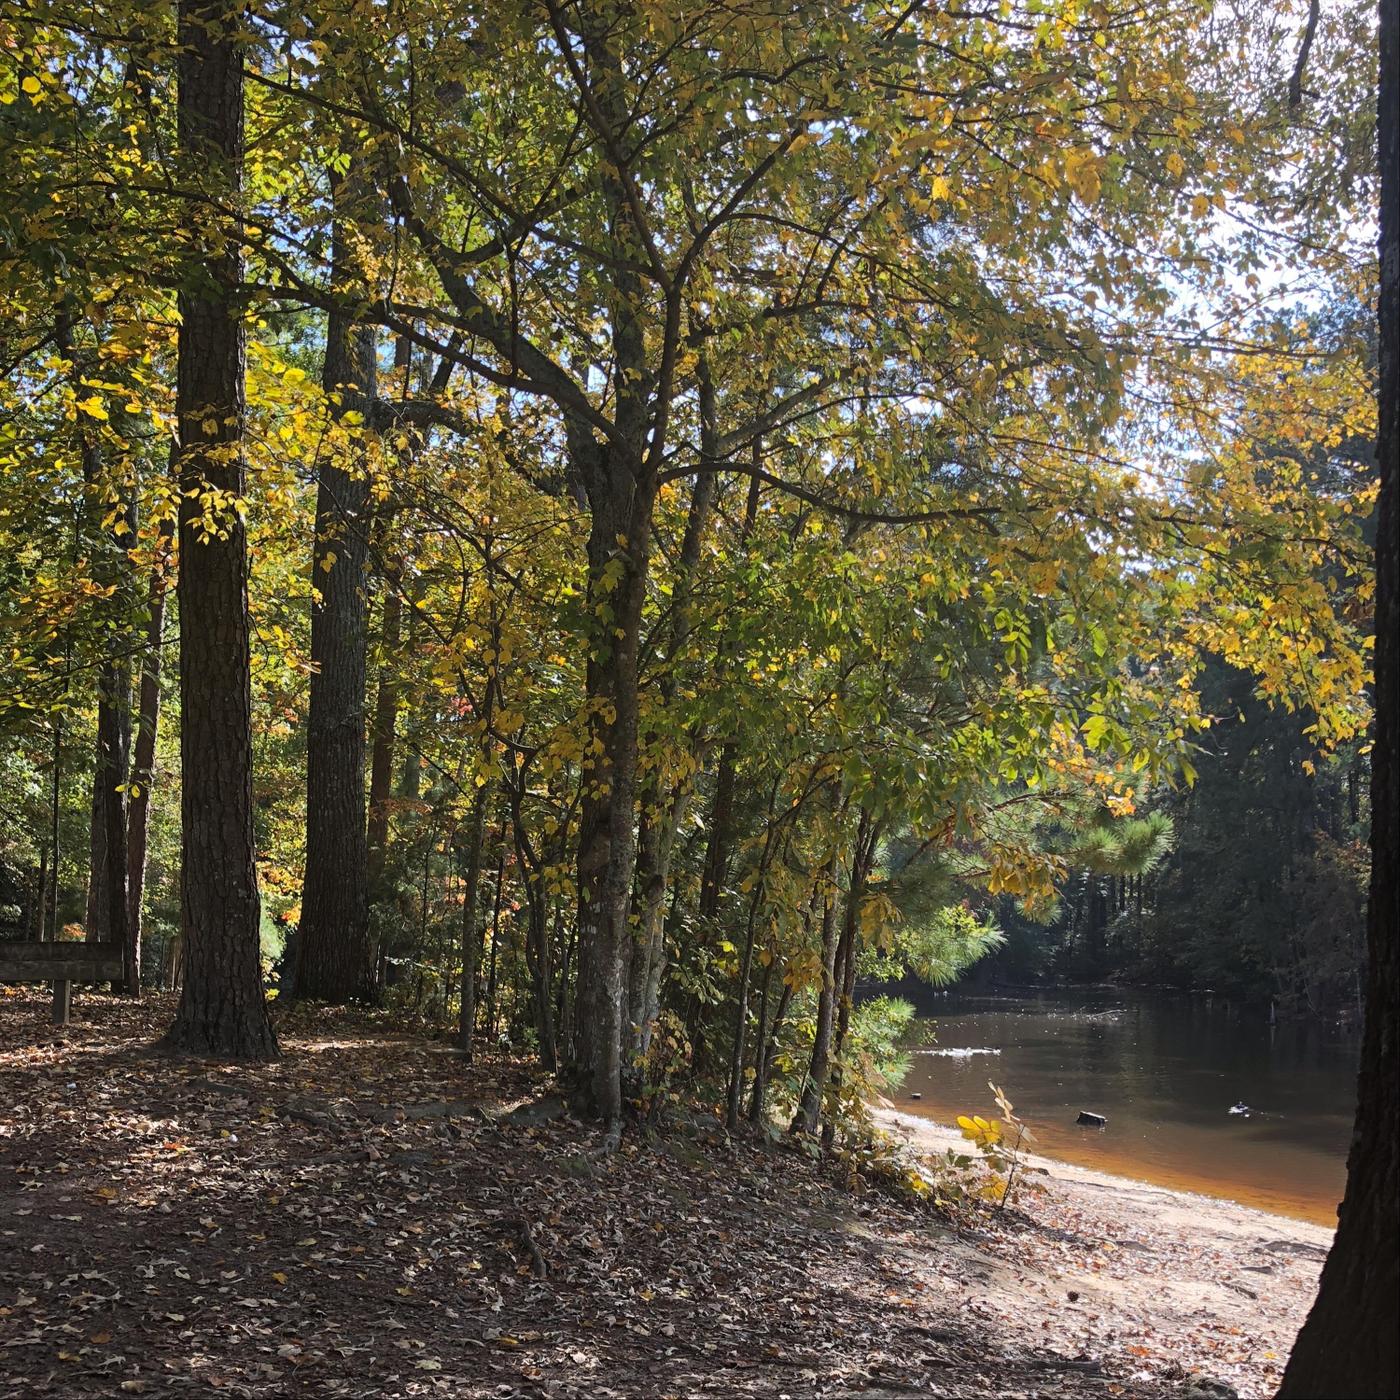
xmin=51 ymin=979 xmax=72 ymax=1026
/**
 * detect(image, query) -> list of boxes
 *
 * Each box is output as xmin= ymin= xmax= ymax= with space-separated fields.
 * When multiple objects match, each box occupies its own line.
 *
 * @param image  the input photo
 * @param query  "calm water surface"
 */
xmin=889 ymin=989 xmax=1359 ymax=1225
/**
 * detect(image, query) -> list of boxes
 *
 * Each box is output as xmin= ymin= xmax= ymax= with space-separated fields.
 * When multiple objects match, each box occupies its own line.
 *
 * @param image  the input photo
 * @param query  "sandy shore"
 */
xmin=871 ymin=1106 xmax=1333 ymax=1397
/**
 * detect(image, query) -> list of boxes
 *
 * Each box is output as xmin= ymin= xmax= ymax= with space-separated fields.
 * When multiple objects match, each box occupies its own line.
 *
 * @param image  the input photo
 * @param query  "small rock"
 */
xmin=1076 ymin=1110 xmax=1107 ymax=1127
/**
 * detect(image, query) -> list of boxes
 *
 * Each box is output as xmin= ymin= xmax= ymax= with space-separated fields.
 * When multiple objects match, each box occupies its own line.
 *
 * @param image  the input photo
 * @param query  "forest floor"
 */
xmin=0 ymin=992 xmax=1327 ymax=1400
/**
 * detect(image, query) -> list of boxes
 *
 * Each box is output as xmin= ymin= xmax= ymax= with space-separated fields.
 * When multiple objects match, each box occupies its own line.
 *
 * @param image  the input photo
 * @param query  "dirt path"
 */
xmin=0 ymin=992 xmax=1319 ymax=1398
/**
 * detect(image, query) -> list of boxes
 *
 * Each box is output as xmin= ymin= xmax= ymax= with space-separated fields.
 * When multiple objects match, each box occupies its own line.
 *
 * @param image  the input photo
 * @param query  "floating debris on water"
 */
xmin=916 ymin=1047 xmax=1002 ymax=1058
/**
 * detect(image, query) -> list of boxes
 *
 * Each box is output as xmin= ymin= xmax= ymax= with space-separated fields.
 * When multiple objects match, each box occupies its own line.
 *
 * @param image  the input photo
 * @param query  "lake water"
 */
xmin=887 ymin=988 xmax=1359 ymax=1226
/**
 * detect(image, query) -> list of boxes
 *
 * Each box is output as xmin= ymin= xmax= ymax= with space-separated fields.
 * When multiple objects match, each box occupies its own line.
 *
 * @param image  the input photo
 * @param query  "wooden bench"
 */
xmin=0 ymin=941 xmax=124 ymax=1024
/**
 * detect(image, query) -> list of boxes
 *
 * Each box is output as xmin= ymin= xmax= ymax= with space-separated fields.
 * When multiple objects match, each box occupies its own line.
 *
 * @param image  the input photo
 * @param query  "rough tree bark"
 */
xmin=1276 ymin=8 xmax=1399 ymax=1394
xmin=160 ymin=0 xmax=278 ymax=1060
xmin=294 ymin=159 xmax=377 ymax=1004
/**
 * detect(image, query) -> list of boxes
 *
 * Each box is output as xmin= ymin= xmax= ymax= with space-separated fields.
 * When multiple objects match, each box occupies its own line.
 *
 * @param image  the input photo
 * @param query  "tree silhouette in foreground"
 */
xmin=1277 ymin=4 xmax=1399 ymax=1392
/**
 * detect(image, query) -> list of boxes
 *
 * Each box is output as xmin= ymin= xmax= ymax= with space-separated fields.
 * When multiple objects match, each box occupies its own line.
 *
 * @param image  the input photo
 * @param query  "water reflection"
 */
xmin=887 ymin=987 xmax=1358 ymax=1225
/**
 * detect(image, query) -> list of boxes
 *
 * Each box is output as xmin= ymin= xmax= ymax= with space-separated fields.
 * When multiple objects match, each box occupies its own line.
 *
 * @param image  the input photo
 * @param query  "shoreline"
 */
xmin=873 ymin=1105 xmax=1338 ymax=1241
xmin=870 ymin=1104 xmax=1331 ymax=1396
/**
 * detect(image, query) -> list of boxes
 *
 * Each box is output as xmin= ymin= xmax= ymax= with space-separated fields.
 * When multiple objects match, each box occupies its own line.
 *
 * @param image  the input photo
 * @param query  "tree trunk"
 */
xmin=821 ymin=813 xmax=875 ymax=1151
xmin=96 ymin=657 xmax=132 ymax=987
xmin=794 ymin=865 xmax=840 ymax=1136
xmin=295 ymin=159 xmax=377 ymax=1004
xmin=627 ymin=790 xmax=690 ymax=1062
xmin=124 ymin=515 xmax=171 ymax=995
xmin=484 ymin=833 xmax=507 ymax=1037
xmin=699 ymin=746 xmax=739 ymax=922
xmin=725 ymin=787 xmax=783 ymax=1130
xmin=365 ymin=576 xmax=400 ymax=997
xmin=161 ymin=0 xmax=277 ymax=1061
xmin=698 ymin=471 xmax=760 ymax=924
xmin=1277 ymin=13 xmax=1399 ymax=1393
xmin=34 ymin=848 xmax=48 ymax=940
xmin=558 ymin=907 xmax=577 ymax=1058
xmin=512 ymin=784 xmax=556 ymax=1070
xmin=85 ymin=762 xmax=108 ymax=941
xmin=455 ymin=786 xmax=490 ymax=1058
xmin=60 ymin=310 xmax=132 ymax=978
xmin=751 ymin=974 xmax=793 ymax=1126
xmin=571 ymin=469 xmax=654 ymax=1127
xmin=628 ymin=456 xmax=716 ymax=1063
xmin=366 ymin=577 xmax=401 ymax=900
xmin=46 ymin=719 xmax=62 ymax=939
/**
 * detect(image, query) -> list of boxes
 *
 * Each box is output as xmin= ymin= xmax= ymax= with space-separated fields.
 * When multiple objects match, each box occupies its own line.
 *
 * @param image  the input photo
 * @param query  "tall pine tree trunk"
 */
xmin=161 ymin=0 xmax=277 ymax=1061
xmin=1277 ymin=10 xmax=1399 ymax=1392
xmin=295 ymin=160 xmax=376 ymax=1004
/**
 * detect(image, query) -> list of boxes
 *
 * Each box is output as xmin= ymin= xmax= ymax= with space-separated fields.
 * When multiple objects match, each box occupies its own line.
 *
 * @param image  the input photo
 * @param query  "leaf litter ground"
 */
xmin=0 ymin=993 xmax=1325 ymax=1398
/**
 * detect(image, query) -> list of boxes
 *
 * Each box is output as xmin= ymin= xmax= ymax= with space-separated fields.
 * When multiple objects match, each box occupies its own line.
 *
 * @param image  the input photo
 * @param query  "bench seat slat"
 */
xmin=0 ymin=942 xmax=124 ymax=983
